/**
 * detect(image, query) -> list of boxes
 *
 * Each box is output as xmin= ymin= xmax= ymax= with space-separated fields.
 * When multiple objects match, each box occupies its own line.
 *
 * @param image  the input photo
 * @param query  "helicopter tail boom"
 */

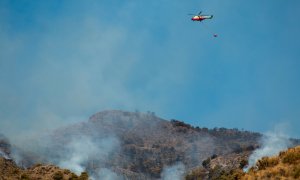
xmin=202 ymin=15 xmax=213 ymax=19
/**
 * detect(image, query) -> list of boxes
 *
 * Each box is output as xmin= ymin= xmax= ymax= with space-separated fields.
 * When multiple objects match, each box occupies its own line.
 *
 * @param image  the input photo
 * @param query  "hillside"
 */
xmin=186 ymin=145 xmax=300 ymax=180
xmin=2 ymin=110 xmax=298 ymax=179
xmin=0 ymin=157 xmax=89 ymax=180
xmin=19 ymin=110 xmax=262 ymax=179
xmin=244 ymin=145 xmax=300 ymax=179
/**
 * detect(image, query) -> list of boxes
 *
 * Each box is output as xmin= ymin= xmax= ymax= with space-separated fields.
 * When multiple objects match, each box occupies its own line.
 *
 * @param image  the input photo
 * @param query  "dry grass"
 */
xmin=185 ymin=146 xmax=300 ymax=180
xmin=243 ymin=146 xmax=300 ymax=180
xmin=0 ymin=157 xmax=89 ymax=180
xmin=281 ymin=147 xmax=300 ymax=164
xmin=256 ymin=156 xmax=279 ymax=170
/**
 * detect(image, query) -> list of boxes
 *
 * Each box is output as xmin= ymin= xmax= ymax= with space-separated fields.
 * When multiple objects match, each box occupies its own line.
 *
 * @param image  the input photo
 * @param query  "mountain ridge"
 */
xmin=1 ymin=110 xmax=298 ymax=179
xmin=46 ymin=110 xmax=262 ymax=179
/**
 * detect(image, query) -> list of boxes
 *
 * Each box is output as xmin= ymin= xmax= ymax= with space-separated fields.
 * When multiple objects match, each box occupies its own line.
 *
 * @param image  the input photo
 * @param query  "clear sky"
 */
xmin=1 ymin=0 xmax=299 ymax=138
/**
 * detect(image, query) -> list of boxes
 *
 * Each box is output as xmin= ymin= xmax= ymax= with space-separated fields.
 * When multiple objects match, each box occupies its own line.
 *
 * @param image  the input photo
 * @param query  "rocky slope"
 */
xmin=186 ymin=145 xmax=300 ymax=180
xmin=1 ymin=110 xmax=298 ymax=179
xmin=43 ymin=110 xmax=261 ymax=179
xmin=0 ymin=157 xmax=89 ymax=180
xmin=244 ymin=145 xmax=300 ymax=179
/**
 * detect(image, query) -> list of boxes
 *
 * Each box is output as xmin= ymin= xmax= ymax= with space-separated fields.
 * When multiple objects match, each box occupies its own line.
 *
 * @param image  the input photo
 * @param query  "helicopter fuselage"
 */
xmin=191 ymin=15 xmax=213 ymax=21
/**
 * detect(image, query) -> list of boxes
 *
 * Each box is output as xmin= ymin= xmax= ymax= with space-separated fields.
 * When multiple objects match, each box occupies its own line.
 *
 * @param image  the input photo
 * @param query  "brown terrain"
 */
xmin=0 ymin=135 xmax=88 ymax=180
xmin=186 ymin=145 xmax=300 ymax=179
xmin=0 ymin=110 xmax=299 ymax=179
xmin=50 ymin=110 xmax=261 ymax=179
xmin=0 ymin=157 xmax=88 ymax=180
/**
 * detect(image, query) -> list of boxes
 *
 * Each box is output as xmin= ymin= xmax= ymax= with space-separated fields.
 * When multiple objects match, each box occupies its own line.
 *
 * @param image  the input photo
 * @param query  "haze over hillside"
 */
xmin=0 ymin=110 xmax=262 ymax=179
xmin=1 ymin=110 xmax=299 ymax=179
xmin=1 ymin=1 xmax=300 ymax=142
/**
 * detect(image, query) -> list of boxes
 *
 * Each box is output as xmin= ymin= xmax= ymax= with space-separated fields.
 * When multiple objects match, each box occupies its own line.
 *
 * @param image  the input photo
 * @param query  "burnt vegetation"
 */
xmin=1 ymin=110 xmax=299 ymax=179
xmin=185 ymin=146 xmax=300 ymax=180
xmin=54 ymin=111 xmax=262 ymax=179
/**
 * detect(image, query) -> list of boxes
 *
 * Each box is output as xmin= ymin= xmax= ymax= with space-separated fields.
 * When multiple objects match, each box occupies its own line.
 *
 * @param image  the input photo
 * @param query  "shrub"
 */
xmin=79 ymin=172 xmax=89 ymax=180
xmin=20 ymin=174 xmax=30 ymax=180
xmin=282 ymin=151 xmax=300 ymax=164
xmin=32 ymin=163 xmax=42 ymax=168
xmin=293 ymin=165 xmax=300 ymax=179
xmin=278 ymin=168 xmax=286 ymax=176
xmin=208 ymin=165 xmax=225 ymax=180
xmin=13 ymin=169 xmax=20 ymax=174
xmin=211 ymin=154 xmax=218 ymax=159
xmin=245 ymin=145 xmax=255 ymax=151
xmin=239 ymin=159 xmax=248 ymax=169
xmin=257 ymin=157 xmax=279 ymax=170
xmin=202 ymin=158 xmax=211 ymax=168
xmin=63 ymin=169 xmax=71 ymax=174
xmin=218 ymin=169 xmax=244 ymax=180
xmin=53 ymin=171 xmax=64 ymax=180
xmin=68 ymin=173 xmax=79 ymax=180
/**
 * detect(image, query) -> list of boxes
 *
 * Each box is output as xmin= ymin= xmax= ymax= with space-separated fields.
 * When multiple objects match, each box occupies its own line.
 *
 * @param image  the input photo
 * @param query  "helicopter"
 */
xmin=189 ymin=11 xmax=213 ymax=22
xmin=189 ymin=11 xmax=217 ymax=37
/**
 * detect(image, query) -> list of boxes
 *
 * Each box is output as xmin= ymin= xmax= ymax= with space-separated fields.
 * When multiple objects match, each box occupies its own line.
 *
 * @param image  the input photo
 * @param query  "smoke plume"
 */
xmin=95 ymin=168 xmax=122 ymax=180
xmin=0 ymin=149 xmax=10 ymax=159
xmin=161 ymin=162 xmax=186 ymax=180
xmin=58 ymin=136 xmax=119 ymax=175
xmin=244 ymin=127 xmax=291 ymax=171
xmin=8 ymin=129 xmax=121 ymax=178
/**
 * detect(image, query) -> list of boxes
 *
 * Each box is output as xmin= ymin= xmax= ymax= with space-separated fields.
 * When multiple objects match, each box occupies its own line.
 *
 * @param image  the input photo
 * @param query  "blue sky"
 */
xmin=0 ymin=0 xmax=299 ymax=138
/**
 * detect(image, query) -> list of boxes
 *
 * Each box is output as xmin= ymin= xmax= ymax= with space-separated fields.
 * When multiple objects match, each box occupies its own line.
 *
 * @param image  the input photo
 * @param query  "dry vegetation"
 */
xmin=0 ymin=157 xmax=89 ymax=180
xmin=1 ymin=110 xmax=299 ymax=179
xmin=244 ymin=145 xmax=300 ymax=179
xmin=48 ymin=111 xmax=261 ymax=179
xmin=185 ymin=145 xmax=300 ymax=180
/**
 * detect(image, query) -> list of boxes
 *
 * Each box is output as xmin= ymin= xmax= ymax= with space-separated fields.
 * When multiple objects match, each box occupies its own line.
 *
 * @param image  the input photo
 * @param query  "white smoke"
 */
xmin=94 ymin=168 xmax=122 ymax=180
xmin=0 ymin=149 xmax=10 ymax=159
xmin=244 ymin=127 xmax=291 ymax=171
xmin=58 ymin=136 xmax=120 ymax=175
xmin=161 ymin=162 xmax=186 ymax=180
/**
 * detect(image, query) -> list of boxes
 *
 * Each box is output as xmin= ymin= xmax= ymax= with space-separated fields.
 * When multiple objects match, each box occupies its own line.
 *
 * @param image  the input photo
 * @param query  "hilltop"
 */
xmin=25 ymin=110 xmax=262 ymax=179
xmin=0 ymin=110 xmax=298 ymax=179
